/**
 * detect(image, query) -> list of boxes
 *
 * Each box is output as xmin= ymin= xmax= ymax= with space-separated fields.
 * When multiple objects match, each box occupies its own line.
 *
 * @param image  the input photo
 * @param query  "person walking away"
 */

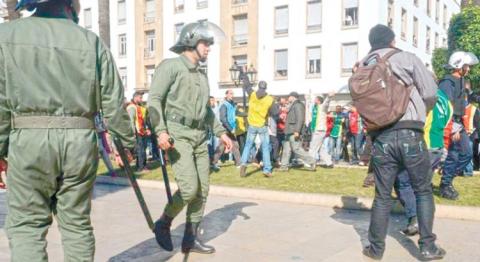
xmin=148 ymin=21 xmax=232 ymax=254
xmin=351 ymin=24 xmax=445 ymax=260
xmin=279 ymin=92 xmax=316 ymax=171
xmin=1 ymin=0 xmax=135 ymax=261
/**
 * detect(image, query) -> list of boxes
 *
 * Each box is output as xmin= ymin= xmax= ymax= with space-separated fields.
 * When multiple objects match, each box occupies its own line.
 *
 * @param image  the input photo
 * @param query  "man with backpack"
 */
xmin=350 ymin=24 xmax=444 ymax=260
xmin=439 ymin=51 xmax=480 ymax=199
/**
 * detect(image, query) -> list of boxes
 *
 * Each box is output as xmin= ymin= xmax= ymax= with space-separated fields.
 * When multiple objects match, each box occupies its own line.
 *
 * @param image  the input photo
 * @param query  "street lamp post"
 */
xmin=229 ymin=62 xmax=257 ymax=112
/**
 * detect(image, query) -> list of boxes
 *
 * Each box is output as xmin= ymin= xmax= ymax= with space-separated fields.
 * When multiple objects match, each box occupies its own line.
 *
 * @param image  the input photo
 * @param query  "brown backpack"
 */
xmin=348 ymin=50 xmax=412 ymax=131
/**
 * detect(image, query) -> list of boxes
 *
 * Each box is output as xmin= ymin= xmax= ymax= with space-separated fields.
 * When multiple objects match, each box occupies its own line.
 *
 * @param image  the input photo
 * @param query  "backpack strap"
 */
xmin=381 ymin=49 xmax=401 ymax=62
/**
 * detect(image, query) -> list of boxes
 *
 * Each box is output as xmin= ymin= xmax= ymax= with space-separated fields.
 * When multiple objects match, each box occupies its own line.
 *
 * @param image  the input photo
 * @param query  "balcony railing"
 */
xmin=232 ymin=34 xmax=248 ymax=46
xmin=197 ymin=1 xmax=208 ymax=9
xmin=232 ymin=0 xmax=247 ymax=5
xmin=144 ymin=12 xmax=155 ymax=23
xmin=144 ymin=48 xmax=155 ymax=59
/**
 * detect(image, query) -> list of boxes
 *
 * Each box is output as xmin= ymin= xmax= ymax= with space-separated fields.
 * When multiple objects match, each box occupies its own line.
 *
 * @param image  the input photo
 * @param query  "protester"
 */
xmin=354 ymin=24 xmax=444 ymax=260
xmin=309 ymin=93 xmax=335 ymax=167
xmin=279 ymin=92 xmax=316 ymax=171
xmin=345 ymin=106 xmax=364 ymax=165
xmin=329 ymin=105 xmax=345 ymax=163
xmin=439 ymin=51 xmax=480 ymax=199
xmin=127 ymin=92 xmax=152 ymax=173
xmin=148 ymin=21 xmax=232 ymax=254
xmin=239 ymin=80 xmax=277 ymax=177
xmin=1 ymin=0 xmax=135 ymax=260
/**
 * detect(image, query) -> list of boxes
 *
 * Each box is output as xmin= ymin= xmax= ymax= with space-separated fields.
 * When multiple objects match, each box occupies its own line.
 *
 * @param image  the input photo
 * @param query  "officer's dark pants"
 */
xmin=368 ymin=129 xmax=436 ymax=257
xmin=442 ymin=130 xmax=472 ymax=185
xmin=135 ymin=135 xmax=148 ymax=171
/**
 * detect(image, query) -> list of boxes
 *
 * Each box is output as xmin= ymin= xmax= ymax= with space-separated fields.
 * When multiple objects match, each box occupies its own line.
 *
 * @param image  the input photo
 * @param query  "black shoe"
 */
xmin=153 ymin=214 xmax=174 ymax=251
xmin=362 ymin=245 xmax=383 ymax=260
xmin=440 ymin=184 xmax=459 ymax=200
xmin=240 ymin=165 xmax=247 ymax=177
xmin=210 ymin=164 xmax=220 ymax=172
xmin=182 ymin=222 xmax=215 ymax=254
xmin=402 ymin=216 xmax=419 ymax=236
xmin=420 ymin=245 xmax=446 ymax=261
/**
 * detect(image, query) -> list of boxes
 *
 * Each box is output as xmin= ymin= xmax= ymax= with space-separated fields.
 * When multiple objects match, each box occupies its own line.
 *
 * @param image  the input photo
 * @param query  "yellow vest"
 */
xmin=248 ymin=92 xmax=274 ymax=127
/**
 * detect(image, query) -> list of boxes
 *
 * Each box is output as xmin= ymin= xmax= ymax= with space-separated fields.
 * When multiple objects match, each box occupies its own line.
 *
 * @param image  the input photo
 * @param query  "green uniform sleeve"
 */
xmin=147 ymin=61 xmax=174 ymax=137
xmin=206 ymin=106 xmax=226 ymax=137
xmin=0 ymin=48 xmax=10 ymax=158
xmin=97 ymin=41 xmax=135 ymax=149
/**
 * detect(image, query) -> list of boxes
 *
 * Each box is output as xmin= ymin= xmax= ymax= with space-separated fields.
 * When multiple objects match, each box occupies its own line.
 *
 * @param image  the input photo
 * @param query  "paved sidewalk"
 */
xmin=1 ymin=185 xmax=480 ymax=261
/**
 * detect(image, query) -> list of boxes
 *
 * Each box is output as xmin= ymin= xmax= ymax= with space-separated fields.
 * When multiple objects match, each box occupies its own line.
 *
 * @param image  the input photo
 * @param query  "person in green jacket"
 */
xmin=148 ymin=21 xmax=232 ymax=254
xmin=0 ymin=0 xmax=135 ymax=261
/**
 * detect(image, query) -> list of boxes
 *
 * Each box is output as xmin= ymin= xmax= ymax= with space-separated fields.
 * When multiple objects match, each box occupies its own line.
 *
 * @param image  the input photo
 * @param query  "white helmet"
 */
xmin=445 ymin=51 xmax=479 ymax=70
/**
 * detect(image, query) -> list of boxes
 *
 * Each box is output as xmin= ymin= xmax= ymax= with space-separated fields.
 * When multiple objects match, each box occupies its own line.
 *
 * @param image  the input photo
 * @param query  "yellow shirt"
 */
xmin=248 ymin=92 xmax=274 ymax=127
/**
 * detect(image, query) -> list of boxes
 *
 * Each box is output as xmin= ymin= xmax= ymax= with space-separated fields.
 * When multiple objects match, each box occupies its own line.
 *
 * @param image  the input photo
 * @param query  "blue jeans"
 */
xmin=463 ymin=139 xmax=474 ymax=176
xmin=241 ymin=126 xmax=272 ymax=173
xmin=348 ymin=133 xmax=364 ymax=163
xmin=329 ymin=136 xmax=343 ymax=161
xmin=442 ymin=130 xmax=472 ymax=185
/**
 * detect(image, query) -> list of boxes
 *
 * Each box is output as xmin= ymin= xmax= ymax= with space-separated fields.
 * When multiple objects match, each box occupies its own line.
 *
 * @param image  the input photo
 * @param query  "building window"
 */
xmin=387 ymin=0 xmax=394 ymax=29
xmin=197 ymin=0 xmax=208 ymax=9
xmin=342 ymin=0 xmax=358 ymax=28
xmin=414 ymin=0 xmax=419 ymax=7
xmin=118 ymin=34 xmax=127 ymax=57
xmin=413 ymin=16 xmax=418 ymax=47
xmin=443 ymin=4 xmax=447 ymax=29
xmin=435 ymin=0 xmax=440 ymax=24
xmin=427 ymin=0 xmax=432 ymax=17
xmin=233 ymin=14 xmax=248 ymax=46
xmin=341 ymin=43 xmax=357 ymax=75
xmin=146 ymin=66 xmax=155 ymax=87
xmin=118 ymin=0 xmax=126 ymax=24
xmin=145 ymin=30 xmax=155 ymax=58
xmin=306 ymin=46 xmax=321 ymax=77
xmin=307 ymin=0 xmax=322 ymax=32
xmin=435 ymin=32 xmax=439 ymax=49
xmin=174 ymin=23 xmax=184 ymax=42
xmin=174 ymin=0 xmax=184 ymax=13
xmin=233 ymin=55 xmax=248 ymax=71
xmin=401 ymin=8 xmax=407 ymax=40
xmin=232 ymin=0 xmax=247 ymax=5
xmin=275 ymin=5 xmax=289 ymax=36
xmin=119 ymin=67 xmax=127 ymax=90
xmin=145 ymin=0 xmax=155 ymax=23
xmin=426 ymin=26 xmax=431 ymax=53
xmin=84 ymin=8 xmax=92 ymax=29
xmin=443 ymin=37 xmax=447 ymax=47
xmin=274 ymin=49 xmax=288 ymax=78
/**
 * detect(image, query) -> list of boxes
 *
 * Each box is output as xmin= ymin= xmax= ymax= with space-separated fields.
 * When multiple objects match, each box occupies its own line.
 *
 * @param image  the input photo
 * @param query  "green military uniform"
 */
xmin=0 ymin=16 xmax=134 ymax=262
xmin=148 ymin=55 xmax=225 ymax=223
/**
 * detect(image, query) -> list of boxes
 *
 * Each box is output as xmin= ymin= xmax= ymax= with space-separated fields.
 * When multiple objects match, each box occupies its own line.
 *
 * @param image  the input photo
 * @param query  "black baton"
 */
xmin=113 ymin=137 xmax=155 ymax=231
xmin=156 ymin=137 xmax=174 ymax=204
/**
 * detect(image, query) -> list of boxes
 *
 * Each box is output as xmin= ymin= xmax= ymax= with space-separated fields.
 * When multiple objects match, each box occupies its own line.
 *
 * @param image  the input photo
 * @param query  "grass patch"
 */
xmin=97 ymin=161 xmax=480 ymax=207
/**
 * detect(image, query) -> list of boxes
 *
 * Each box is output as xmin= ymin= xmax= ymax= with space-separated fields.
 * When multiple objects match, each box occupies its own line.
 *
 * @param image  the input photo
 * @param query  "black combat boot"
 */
xmin=402 ymin=216 xmax=419 ymax=236
xmin=439 ymin=184 xmax=459 ymax=200
xmin=181 ymin=222 xmax=215 ymax=254
xmin=153 ymin=214 xmax=174 ymax=251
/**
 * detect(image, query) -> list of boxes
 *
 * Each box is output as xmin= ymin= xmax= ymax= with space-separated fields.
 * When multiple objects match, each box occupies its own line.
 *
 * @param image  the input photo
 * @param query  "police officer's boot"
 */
xmin=154 ymin=214 xmax=174 ymax=251
xmin=181 ymin=222 xmax=215 ymax=254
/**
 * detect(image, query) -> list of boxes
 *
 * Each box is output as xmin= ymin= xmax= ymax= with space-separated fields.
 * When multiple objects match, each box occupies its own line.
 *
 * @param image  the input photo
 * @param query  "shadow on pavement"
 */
xmin=108 ymin=201 xmax=257 ymax=262
xmin=330 ymin=196 xmax=422 ymax=260
xmin=92 ymin=183 xmax=129 ymax=200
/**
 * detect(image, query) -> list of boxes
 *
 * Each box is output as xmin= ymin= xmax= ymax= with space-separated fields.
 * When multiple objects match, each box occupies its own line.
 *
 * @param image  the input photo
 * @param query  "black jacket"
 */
xmin=285 ymin=99 xmax=305 ymax=135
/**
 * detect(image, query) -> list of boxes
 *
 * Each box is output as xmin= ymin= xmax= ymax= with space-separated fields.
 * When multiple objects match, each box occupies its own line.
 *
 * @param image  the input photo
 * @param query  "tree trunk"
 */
xmin=6 ymin=0 xmax=20 ymax=21
xmin=98 ymin=0 xmax=110 ymax=48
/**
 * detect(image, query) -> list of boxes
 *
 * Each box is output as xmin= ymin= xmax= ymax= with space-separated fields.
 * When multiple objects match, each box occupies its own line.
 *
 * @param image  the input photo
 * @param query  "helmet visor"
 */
xmin=193 ymin=21 xmax=226 ymax=45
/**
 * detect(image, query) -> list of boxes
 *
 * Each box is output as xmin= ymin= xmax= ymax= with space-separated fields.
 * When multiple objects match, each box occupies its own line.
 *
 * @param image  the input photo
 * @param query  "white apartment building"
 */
xmin=257 ymin=0 xmax=460 ymax=101
xmin=78 ymin=0 xmax=100 ymax=35
xmin=109 ymin=0 xmax=137 ymax=99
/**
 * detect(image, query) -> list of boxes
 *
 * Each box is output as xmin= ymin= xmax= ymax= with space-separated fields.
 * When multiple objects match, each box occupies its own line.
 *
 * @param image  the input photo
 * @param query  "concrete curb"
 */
xmin=96 ymin=176 xmax=480 ymax=222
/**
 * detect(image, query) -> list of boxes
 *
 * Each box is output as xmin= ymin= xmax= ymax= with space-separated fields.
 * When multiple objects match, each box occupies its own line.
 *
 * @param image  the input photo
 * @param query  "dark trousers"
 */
xmin=441 ymin=130 xmax=472 ymax=186
xmin=270 ymin=135 xmax=280 ymax=163
xmin=213 ymin=133 xmax=241 ymax=165
xmin=369 ymin=129 xmax=436 ymax=256
xmin=135 ymin=135 xmax=148 ymax=170
xmin=348 ymin=133 xmax=364 ymax=163
xmin=237 ymin=133 xmax=246 ymax=155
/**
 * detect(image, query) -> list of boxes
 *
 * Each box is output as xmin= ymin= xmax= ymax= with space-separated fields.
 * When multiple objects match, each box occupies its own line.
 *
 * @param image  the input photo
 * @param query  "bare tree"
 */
xmin=98 ymin=0 xmax=110 ymax=48
xmin=6 ymin=0 xmax=20 ymax=20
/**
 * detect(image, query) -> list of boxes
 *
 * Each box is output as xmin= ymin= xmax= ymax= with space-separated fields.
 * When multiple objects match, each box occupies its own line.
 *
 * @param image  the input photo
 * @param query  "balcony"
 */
xmin=232 ymin=34 xmax=248 ymax=46
xmin=197 ymin=0 xmax=208 ymax=9
xmin=232 ymin=0 xmax=247 ymax=5
xmin=144 ymin=48 xmax=155 ymax=59
xmin=144 ymin=12 xmax=155 ymax=23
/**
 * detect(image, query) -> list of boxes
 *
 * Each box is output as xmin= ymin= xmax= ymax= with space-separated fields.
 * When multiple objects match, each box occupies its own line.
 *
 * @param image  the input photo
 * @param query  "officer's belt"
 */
xmin=166 ymin=113 xmax=206 ymax=130
xmin=11 ymin=116 xmax=95 ymax=129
